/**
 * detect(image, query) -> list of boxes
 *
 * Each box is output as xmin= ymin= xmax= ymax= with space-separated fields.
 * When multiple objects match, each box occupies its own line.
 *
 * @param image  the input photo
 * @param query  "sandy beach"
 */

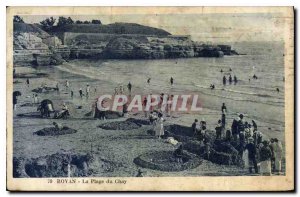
xmin=13 ymin=52 xmax=285 ymax=176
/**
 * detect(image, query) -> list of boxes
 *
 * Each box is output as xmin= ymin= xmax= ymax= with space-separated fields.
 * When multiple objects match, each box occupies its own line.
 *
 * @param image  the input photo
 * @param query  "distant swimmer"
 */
xmin=210 ymin=84 xmax=215 ymax=90
xmin=234 ymin=75 xmax=238 ymax=84
xmin=229 ymin=68 xmax=232 ymax=72
xmin=147 ymin=78 xmax=151 ymax=84
xmin=253 ymin=74 xmax=258 ymax=79
xmin=170 ymin=77 xmax=174 ymax=86
xmin=276 ymin=88 xmax=280 ymax=93
xmin=220 ymin=69 xmax=223 ymax=73
xmin=229 ymin=75 xmax=232 ymax=84
xmin=223 ymin=76 xmax=227 ymax=85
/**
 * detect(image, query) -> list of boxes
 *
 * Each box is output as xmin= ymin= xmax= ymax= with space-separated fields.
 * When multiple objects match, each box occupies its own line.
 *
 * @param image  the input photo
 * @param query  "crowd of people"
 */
xmin=190 ymin=103 xmax=283 ymax=175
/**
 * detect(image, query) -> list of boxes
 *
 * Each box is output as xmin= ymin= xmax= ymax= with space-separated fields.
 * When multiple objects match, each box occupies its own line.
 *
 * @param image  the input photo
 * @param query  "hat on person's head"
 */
xmin=263 ymin=140 xmax=269 ymax=145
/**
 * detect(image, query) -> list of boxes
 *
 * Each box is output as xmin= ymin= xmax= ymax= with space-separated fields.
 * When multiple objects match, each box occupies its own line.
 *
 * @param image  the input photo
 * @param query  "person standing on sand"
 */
xmin=223 ymin=76 xmax=227 ymax=85
xmin=119 ymin=85 xmax=124 ymax=94
xmin=229 ymin=75 xmax=232 ymax=84
xmin=158 ymin=113 xmax=165 ymax=139
xmin=65 ymin=80 xmax=69 ymax=90
xmin=225 ymin=129 xmax=231 ymax=142
xmin=221 ymin=113 xmax=226 ymax=130
xmin=244 ymin=138 xmax=258 ymax=174
xmin=79 ymin=88 xmax=83 ymax=99
xmin=215 ymin=120 xmax=223 ymax=139
xmin=149 ymin=111 xmax=157 ymax=132
xmin=192 ymin=119 xmax=198 ymax=135
xmin=99 ymin=100 xmax=106 ymax=120
xmin=26 ymin=78 xmax=30 ymax=87
xmin=143 ymin=97 xmax=148 ymax=117
xmin=273 ymin=138 xmax=283 ymax=173
xmin=33 ymin=94 xmax=39 ymax=104
xmin=234 ymin=75 xmax=238 ymax=84
xmin=259 ymin=141 xmax=273 ymax=176
xmin=86 ymin=84 xmax=90 ymax=99
xmin=231 ymin=118 xmax=238 ymax=142
xmin=170 ymin=77 xmax=174 ymax=86
xmin=166 ymin=95 xmax=173 ymax=117
xmin=127 ymin=82 xmax=132 ymax=94
xmin=56 ymin=82 xmax=59 ymax=92
xmin=252 ymin=120 xmax=258 ymax=131
xmin=221 ymin=103 xmax=227 ymax=114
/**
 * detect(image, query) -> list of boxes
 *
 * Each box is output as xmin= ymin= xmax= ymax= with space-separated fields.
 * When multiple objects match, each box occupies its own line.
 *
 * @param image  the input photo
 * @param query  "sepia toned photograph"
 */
xmin=6 ymin=6 xmax=294 ymax=191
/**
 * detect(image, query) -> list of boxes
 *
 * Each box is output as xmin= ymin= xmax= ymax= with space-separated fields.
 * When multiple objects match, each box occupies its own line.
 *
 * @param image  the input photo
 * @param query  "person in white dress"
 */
xmin=273 ymin=138 xmax=283 ymax=173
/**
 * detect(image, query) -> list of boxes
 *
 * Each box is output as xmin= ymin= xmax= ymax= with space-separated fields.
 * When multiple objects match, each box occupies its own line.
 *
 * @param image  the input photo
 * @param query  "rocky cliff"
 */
xmin=13 ymin=22 xmax=238 ymax=66
xmin=13 ymin=23 xmax=70 ymax=66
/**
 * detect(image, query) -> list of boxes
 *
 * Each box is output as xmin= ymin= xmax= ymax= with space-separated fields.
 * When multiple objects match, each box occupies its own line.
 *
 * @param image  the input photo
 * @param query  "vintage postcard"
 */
xmin=6 ymin=6 xmax=294 ymax=191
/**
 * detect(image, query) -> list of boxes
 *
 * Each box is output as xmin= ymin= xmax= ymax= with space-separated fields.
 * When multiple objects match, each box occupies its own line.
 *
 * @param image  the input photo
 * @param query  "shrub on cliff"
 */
xmin=13 ymin=15 xmax=24 ymax=23
xmin=40 ymin=17 xmax=56 ymax=31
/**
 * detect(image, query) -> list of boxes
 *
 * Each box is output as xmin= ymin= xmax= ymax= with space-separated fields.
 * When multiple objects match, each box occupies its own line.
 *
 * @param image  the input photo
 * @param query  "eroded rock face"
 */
xmin=103 ymin=37 xmax=199 ymax=59
xmin=13 ymin=153 xmax=122 ymax=178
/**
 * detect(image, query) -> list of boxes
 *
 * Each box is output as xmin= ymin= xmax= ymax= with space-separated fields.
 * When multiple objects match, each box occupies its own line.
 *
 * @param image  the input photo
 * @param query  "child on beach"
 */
xmin=65 ymin=80 xmax=69 ymax=90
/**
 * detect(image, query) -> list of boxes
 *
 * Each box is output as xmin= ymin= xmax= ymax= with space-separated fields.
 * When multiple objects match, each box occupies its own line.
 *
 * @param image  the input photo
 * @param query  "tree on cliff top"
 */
xmin=75 ymin=20 xmax=83 ymax=24
xmin=40 ymin=17 xmax=56 ymax=31
xmin=91 ymin=20 xmax=102 ymax=24
xmin=13 ymin=15 xmax=24 ymax=23
xmin=57 ymin=16 xmax=74 ymax=27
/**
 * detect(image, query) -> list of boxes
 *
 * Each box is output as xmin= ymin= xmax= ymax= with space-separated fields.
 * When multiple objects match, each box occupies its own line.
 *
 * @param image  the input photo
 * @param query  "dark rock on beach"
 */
xmin=34 ymin=126 xmax=77 ymax=136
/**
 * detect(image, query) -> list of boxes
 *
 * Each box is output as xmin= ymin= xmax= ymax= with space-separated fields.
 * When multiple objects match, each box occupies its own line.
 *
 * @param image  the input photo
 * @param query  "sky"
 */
xmin=21 ymin=13 xmax=286 ymax=43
